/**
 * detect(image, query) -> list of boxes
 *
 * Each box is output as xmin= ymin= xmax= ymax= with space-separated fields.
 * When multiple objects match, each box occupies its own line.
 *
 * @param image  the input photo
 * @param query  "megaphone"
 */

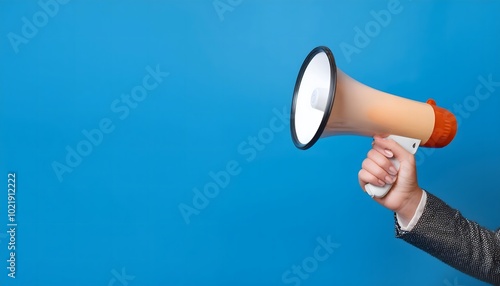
xmin=290 ymin=46 xmax=457 ymax=197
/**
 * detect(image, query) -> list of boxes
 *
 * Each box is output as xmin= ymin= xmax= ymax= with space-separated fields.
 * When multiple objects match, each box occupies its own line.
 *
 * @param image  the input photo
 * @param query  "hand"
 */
xmin=358 ymin=136 xmax=423 ymax=222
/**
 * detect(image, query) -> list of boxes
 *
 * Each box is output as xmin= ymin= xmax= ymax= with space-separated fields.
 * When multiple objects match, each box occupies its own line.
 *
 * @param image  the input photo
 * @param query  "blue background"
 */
xmin=1 ymin=0 xmax=499 ymax=285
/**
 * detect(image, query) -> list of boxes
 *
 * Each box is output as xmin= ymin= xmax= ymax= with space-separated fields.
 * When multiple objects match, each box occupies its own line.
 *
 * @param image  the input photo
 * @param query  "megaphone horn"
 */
xmin=290 ymin=46 xmax=457 ymax=197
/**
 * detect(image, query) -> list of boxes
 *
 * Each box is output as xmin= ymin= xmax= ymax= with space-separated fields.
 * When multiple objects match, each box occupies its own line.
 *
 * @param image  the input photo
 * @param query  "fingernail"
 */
xmin=377 ymin=179 xmax=386 ymax=187
xmin=388 ymin=166 xmax=397 ymax=175
xmin=385 ymin=175 xmax=395 ymax=184
xmin=384 ymin=149 xmax=393 ymax=157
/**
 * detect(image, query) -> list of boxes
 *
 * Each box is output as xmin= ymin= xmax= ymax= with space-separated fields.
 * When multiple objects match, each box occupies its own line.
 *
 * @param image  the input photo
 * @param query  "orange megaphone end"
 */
xmin=421 ymin=99 xmax=457 ymax=148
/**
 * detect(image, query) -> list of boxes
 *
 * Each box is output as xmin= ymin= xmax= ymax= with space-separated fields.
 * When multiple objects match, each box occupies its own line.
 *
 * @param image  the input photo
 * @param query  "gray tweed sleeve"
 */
xmin=395 ymin=192 xmax=500 ymax=285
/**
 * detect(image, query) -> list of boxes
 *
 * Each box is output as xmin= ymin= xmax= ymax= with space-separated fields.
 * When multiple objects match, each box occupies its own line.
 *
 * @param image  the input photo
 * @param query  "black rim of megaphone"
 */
xmin=290 ymin=46 xmax=337 ymax=150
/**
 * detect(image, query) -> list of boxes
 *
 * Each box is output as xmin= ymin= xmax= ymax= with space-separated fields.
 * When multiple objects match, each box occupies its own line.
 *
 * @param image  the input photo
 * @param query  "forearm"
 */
xmin=396 ymin=192 xmax=500 ymax=285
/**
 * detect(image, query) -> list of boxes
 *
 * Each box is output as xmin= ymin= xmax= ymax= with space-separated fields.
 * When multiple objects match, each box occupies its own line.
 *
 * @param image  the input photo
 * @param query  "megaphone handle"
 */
xmin=365 ymin=135 xmax=420 ymax=198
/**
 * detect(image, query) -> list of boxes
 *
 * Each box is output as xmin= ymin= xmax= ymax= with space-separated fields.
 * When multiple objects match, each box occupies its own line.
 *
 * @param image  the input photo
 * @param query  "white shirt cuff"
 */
xmin=396 ymin=190 xmax=427 ymax=231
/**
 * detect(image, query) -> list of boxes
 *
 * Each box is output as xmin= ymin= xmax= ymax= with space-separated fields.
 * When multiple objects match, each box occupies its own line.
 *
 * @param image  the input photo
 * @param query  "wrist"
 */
xmin=395 ymin=187 xmax=423 ymax=222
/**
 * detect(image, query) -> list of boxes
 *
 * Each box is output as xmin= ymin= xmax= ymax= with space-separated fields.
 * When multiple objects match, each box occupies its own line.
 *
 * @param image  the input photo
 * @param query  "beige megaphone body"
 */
xmin=290 ymin=46 xmax=457 ymax=197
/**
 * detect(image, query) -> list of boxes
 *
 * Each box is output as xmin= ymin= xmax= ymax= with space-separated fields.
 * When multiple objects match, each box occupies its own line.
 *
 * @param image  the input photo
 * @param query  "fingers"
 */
xmin=372 ymin=135 xmax=415 ymax=164
xmin=359 ymin=150 xmax=397 ymax=188
xmin=358 ymin=168 xmax=385 ymax=190
xmin=371 ymin=136 xmax=418 ymax=186
xmin=372 ymin=143 xmax=395 ymax=159
xmin=359 ymin=136 xmax=418 ymax=193
xmin=366 ymin=148 xmax=398 ymax=176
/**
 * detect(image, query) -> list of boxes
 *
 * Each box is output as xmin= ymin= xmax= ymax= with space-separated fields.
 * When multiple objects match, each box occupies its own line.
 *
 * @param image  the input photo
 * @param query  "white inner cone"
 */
xmin=293 ymin=51 xmax=332 ymax=145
